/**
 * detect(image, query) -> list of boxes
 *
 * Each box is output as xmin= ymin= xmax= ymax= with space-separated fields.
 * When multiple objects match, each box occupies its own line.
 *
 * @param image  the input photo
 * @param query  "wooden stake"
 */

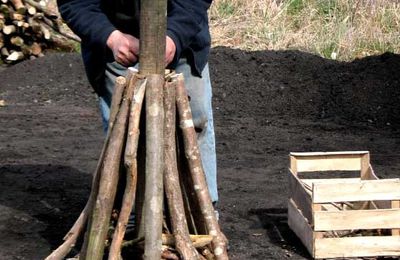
xmin=108 ymin=78 xmax=147 ymax=260
xmin=175 ymin=74 xmax=229 ymax=260
xmin=45 ymin=77 xmax=128 ymax=260
xmin=83 ymin=77 xmax=135 ymax=259
xmin=143 ymin=74 xmax=165 ymax=260
xmin=139 ymin=0 xmax=166 ymax=75
xmin=164 ymin=77 xmax=201 ymax=259
xmin=139 ymin=0 xmax=167 ymax=257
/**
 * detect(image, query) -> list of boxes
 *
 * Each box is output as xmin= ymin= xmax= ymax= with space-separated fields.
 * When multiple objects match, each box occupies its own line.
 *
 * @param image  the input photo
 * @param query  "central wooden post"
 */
xmin=140 ymin=0 xmax=166 ymax=75
xmin=140 ymin=0 xmax=167 ymax=259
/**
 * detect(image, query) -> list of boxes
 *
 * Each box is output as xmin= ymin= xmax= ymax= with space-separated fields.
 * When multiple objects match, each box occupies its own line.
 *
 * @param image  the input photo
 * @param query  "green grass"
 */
xmin=215 ymin=0 xmax=236 ymax=17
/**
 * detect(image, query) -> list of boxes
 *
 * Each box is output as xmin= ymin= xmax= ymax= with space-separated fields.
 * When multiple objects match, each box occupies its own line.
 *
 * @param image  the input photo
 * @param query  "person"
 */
xmin=57 ymin=0 xmax=218 ymax=203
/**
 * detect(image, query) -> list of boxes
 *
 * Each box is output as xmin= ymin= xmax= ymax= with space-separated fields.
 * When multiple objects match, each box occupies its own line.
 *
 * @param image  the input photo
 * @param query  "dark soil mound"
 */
xmin=0 ymin=48 xmax=399 ymax=260
xmin=212 ymin=47 xmax=400 ymax=127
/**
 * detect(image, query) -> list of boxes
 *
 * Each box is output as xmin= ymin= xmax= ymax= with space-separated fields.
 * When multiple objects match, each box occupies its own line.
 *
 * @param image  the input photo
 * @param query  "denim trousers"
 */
xmin=98 ymin=59 xmax=218 ymax=202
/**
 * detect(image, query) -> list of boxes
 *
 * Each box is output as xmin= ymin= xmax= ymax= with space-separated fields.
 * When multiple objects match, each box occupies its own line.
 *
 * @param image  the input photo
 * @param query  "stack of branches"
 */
xmin=46 ymin=69 xmax=229 ymax=260
xmin=0 ymin=0 xmax=79 ymax=63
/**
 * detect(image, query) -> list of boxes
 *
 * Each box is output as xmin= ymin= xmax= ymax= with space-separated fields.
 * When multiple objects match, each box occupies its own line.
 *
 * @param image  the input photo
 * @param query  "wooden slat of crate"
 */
xmin=365 ymin=165 xmax=392 ymax=209
xmin=314 ymin=208 xmax=400 ymax=231
xmin=312 ymin=179 xmax=400 ymax=203
xmin=302 ymin=178 xmax=361 ymax=187
xmin=392 ymin=200 xmax=400 ymax=236
xmin=289 ymin=170 xmax=312 ymax=221
xmin=287 ymin=199 xmax=313 ymax=255
xmin=314 ymin=236 xmax=400 ymax=259
xmin=290 ymin=151 xmax=368 ymax=173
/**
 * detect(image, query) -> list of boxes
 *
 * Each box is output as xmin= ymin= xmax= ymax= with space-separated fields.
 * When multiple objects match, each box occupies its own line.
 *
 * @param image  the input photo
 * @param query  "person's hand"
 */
xmin=165 ymin=36 xmax=176 ymax=66
xmin=107 ymin=30 xmax=139 ymax=66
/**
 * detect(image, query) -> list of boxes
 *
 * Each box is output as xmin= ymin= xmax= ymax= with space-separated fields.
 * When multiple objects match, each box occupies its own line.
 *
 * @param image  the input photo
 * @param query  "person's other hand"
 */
xmin=107 ymin=30 xmax=139 ymax=66
xmin=165 ymin=36 xmax=176 ymax=66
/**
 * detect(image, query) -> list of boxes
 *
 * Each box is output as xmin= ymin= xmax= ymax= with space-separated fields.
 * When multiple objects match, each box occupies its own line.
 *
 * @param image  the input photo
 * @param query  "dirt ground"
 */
xmin=0 ymin=47 xmax=399 ymax=260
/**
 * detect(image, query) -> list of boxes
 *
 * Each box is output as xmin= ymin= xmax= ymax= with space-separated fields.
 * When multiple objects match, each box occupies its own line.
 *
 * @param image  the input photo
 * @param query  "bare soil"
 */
xmin=0 ymin=47 xmax=399 ymax=259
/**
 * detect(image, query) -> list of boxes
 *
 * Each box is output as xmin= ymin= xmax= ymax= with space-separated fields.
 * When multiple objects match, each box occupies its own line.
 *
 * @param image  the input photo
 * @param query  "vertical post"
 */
xmin=140 ymin=0 xmax=166 ymax=75
xmin=140 ymin=0 xmax=167 ymax=259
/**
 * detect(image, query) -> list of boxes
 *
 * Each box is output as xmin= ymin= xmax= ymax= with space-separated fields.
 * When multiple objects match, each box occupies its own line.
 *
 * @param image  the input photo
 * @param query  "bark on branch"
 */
xmin=108 ymin=78 xmax=147 ymax=260
xmin=45 ymin=76 xmax=128 ymax=260
xmin=143 ymin=74 xmax=165 ymax=260
xmin=83 ymin=75 xmax=138 ymax=260
xmin=175 ymin=74 xmax=229 ymax=260
xmin=164 ymin=77 xmax=201 ymax=259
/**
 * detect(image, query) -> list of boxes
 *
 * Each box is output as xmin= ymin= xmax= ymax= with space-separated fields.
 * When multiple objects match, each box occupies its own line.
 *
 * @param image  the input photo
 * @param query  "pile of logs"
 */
xmin=46 ymin=69 xmax=229 ymax=259
xmin=0 ymin=0 xmax=79 ymax=63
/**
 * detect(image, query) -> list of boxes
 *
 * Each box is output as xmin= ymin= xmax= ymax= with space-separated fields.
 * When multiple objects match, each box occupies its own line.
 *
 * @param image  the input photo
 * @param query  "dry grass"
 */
xmin=209 ymin=0 xmax=400 ymax=60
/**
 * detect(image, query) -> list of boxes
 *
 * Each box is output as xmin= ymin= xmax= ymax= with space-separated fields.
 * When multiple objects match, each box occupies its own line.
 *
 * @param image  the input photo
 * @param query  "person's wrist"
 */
xmin=166 ymin=36 xmax=176 ymax=64
xmin=167 ymin=36 xmax=176 ymax=53
xmin=106 ymin=30 xmax=120 ymax=50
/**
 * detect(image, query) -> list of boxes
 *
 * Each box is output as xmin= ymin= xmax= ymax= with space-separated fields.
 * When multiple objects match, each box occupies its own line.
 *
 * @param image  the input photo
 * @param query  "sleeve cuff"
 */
xmin=95 ymin=24 xmax=117 ymax=51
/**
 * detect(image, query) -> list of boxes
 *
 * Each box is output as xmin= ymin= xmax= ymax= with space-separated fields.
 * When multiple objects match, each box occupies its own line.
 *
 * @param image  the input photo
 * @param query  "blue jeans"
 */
xmin=99 ymin=59 xmax=218 ymax=202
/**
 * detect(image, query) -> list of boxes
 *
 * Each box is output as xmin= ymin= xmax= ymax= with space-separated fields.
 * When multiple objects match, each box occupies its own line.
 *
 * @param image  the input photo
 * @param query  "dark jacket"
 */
xmin=57 ymin=0 xmax=212 ymax=95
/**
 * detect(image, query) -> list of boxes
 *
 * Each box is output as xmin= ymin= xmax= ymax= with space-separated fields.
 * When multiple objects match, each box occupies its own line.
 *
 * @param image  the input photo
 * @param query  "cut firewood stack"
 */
xmin=45 ymin=69 xmax=229 ymax=260
xmin=0 ymin=0 xmax=79 ymax=63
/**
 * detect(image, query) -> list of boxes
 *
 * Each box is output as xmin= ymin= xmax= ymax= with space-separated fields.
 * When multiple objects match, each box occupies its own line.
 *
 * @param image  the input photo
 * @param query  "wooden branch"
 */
xmin=123 ymin=234 xmax=212 ymax=249
xmin=0 ymin=4 xmax=11 ymax=19
xmin=108 ymin=78 xmax=147 ymax=260
xmin=11 ymin=12 xmax=24 ymax=21
xmin=143 ymin=74 xmax=165 ymax=260
xmin=45 ymin=77 xmax=128 ymax=260
xmin=3 ymin=24 xmax=16 ymax=35
xmin=39 ymin=14 xmax=81 ymax=42
xmin=1 ymin=47 xmax=9 ymax=57
xmin=6 ymin=51 xmax=23 ymax=61
xmin=162 ymin=234 xmax=213 ymax=249
xmin=109 ymin=76 xmax=129 ymax=129
xmin=10 ymin=0 xmax=26 ymax=14
xmin=26 ymin=4 xmax=36 ymax=15
xmin=10 ymin=35 xmax=23 ymax=46
xmin=175 ymin=74 xmax=229 ymax=260
xmin=124 ymin=77 xmax=146 ymax=166
xmin=27 ymin=42 xmax=42 ymax=56
xmin=24 ymin=0 xmax=57 ymax=18
xmin=81 ymin=75 xmax=131 ymax=257
xmin=164 ymin=77 xmax=201 ymax=259
xmin=83 ymin=75 xmax=137 ymax=260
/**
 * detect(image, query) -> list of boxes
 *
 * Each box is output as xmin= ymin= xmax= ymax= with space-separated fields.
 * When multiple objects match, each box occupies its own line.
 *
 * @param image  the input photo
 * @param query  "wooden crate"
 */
xmin=288 ymin=151 xmax=400 ymax=259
